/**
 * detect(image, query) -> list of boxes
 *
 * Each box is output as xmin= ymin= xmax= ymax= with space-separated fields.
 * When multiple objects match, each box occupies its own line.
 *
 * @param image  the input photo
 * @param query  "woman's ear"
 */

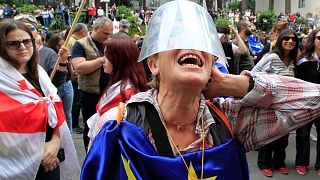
xmin=147 ymin=56 xmax=160 ymax=76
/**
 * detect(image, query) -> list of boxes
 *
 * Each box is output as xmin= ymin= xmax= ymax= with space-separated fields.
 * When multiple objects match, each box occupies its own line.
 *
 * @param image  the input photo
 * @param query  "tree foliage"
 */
xmin=215 ymin=17 xmax=232 ymax=27
xmin=256 ymin=10 xmax=276 ymax=32
xmin=115 ymin=5 xmax=143 ymax=37
xmin=228 ymin=1 xmax=241 ymax=11
xmin=108 ymin=0 xmax=132 ymax=7
xmin=296 ymin=17 xmax=308 ymax=25
xmin=17 ymin=4 xmax=44 ymax=13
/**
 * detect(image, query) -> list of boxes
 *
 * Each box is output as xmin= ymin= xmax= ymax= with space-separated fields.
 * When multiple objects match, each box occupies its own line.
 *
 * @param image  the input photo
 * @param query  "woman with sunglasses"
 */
xmin=14 ymin=14 xmax=70 ymax=111
xmin=0 ymin=20 xmax=80 ymax=179
xmin=294 ymin=29 xmax=320 ymax=176
xmin=252 ymin=29 xmax=299 ymax=177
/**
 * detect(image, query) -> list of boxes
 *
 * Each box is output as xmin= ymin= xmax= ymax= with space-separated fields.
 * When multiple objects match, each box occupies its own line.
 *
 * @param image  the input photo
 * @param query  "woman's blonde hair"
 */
xmin=35 ymin=34 xmax=42 ymax=45
xmin=271 ymin=20 xmax=289 ymax=34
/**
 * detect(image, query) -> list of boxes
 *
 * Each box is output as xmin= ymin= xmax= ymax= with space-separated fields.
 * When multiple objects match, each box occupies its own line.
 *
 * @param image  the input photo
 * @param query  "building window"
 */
xmin=299 ymin=0 xmax=305 ymax=8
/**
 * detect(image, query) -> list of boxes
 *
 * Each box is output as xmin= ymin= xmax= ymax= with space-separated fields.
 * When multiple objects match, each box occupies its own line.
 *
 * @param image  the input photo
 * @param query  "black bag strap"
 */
xmin=145 ymin=102 xmax=174 ymax=157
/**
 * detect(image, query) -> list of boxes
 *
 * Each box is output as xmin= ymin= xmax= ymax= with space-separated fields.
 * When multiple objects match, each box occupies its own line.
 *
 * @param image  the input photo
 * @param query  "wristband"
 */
xmin=59 ymin=63 xmax=68 ymax=67
xmin=247 ymin=77 xmax=254 ymax=92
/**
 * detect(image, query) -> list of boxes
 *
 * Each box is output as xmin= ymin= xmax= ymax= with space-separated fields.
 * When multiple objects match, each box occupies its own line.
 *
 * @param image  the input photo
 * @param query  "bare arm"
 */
xmin=72 ymin=56 xmax=104 ymax=75
xmin=230 ymin=26 xmax=248 ymax=55
xmin=204 ymin=66 xmax=250 ymax=99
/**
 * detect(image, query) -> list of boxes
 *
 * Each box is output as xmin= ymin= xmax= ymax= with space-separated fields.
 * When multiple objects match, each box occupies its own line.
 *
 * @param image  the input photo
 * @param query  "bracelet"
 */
xmin=247 ymin=77 xmax=254 ymax=92
xmin=59 ymin=63 xmax=68 ymax=67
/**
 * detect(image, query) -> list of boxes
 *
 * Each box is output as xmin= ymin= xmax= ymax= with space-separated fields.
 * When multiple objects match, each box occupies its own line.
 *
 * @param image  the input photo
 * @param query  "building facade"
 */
xmin=255 ymin=0 xmax=320 ymax=17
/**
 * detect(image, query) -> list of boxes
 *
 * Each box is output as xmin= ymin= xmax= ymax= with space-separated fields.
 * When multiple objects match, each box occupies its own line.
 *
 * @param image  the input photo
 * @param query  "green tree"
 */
xmin=115 ymin=5 xmax=144 ymax=37
xmin=228 ymin=1 xmax=240 ymax=11
xmin=256 ymin=10 xmax=276 ymax=32
xmin=215 ymin=17 xmax=232 ymax=27
xmin=17 ymin=4 xmax=44 ymax=14
xmin=296 ymin=17 xmax=308 ymax=25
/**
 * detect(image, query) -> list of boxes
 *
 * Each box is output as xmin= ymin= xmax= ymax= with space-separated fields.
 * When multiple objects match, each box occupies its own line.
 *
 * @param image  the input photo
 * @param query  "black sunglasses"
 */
xmin=316 ymin=36 xmax=320 ymax=41
xmin=6 ymin=39 xmax=34 ymax=50
xmin=283 ymin=36 xmax=297 ymax=42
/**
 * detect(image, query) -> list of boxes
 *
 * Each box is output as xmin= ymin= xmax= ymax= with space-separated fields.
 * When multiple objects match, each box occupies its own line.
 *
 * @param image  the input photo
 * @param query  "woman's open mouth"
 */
xmin=178 ymin=54 xmax=203 ymax=67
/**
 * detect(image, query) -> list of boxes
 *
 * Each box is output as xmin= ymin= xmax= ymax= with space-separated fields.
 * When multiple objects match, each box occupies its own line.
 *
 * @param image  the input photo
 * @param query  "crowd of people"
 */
xmin=1 ymin=0 xmax=320 ymax=179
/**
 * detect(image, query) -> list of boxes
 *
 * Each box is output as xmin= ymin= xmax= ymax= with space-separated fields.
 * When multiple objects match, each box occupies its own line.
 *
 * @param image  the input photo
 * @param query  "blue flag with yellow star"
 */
xmin=248 ymin=35 xmax=264 ymax=56
xmin=81 ymin=120 xmax=249 ymax=180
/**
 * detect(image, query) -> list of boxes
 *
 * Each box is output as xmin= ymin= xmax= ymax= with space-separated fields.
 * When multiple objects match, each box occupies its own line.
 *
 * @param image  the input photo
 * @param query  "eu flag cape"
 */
xmin=81 ymin=120 xmax=249 ymax=180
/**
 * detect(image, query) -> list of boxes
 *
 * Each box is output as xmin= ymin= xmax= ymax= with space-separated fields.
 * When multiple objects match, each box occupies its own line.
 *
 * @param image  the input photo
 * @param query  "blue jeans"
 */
xmin=57 ymin=80 xmax=74 ymax=133
xmin=43 ymin=17 xmax=49 ymax=27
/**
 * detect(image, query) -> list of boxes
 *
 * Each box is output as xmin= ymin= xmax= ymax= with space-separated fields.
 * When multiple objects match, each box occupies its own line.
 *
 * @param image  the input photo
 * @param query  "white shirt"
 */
xmin=97 ymin=8 xmax=104 ymax=16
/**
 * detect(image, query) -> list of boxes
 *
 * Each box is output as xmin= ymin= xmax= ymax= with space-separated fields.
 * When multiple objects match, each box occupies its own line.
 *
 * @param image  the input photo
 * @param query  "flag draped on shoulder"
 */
xmin=87 ymin=80 xmax=136 ymax=140
xmin=96 ymin=80 xmax=135 ymax=116
xmin=82 ymin=120 xmax=249 ymax=180
xmin=0 ymin=58 xmax=80 ymax=179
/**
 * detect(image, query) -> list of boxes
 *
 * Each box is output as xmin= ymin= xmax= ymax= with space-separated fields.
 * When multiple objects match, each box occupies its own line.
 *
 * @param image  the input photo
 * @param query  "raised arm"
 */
xmin=230 ymin=26 xmax=248 ymax=55
xmin=212 ymin=71 xmax=320 ymax=152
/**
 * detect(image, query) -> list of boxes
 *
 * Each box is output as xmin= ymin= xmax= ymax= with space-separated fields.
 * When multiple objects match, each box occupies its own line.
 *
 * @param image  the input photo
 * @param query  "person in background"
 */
xmin=252 ymin=29 xmax=299 ymax=177
xmin=295 ymin=29 xmax=320 ymax=176
xmin=81 ymin=1 xmax=320 ymax=179
xmin=42 ymin=7 xmax=50 ymax=28
xmin=111 ymin=19 xmax=131 ymax=39
xmin=0 ymin=6 xmax=4 ymax=20
xmin=72 ymin=16 xmax=113 ymax=152
xmin=97 ymin=6 xmax=104 ymax=17
xmin=87 ymin=5 xmax=96 ymax=25
xmin=234 ymin=19 xmax=255 ymax=73
xmin=256 ymin=20 xmax=289 ymax=63
xmin=87 ymin=37 xmax=148 ymax=144
xmin=11 ymin=4 xmax=17 ymax=17
xmin=65 ymin=23 xmax=88 ymax=133
xmin=3 ymin=3 xmax=12 ymax=19
xmin=217 ymin=24 xmax=248 ymax=75
xmin=0 ymin=19 xmax=79 ymax=180
xmin=47 ymin=33 xmax=74 ymax=133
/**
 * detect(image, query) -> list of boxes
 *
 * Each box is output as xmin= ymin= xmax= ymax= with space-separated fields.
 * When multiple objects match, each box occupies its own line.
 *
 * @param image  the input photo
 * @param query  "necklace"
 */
xmin=159 ymin=112 xmax=205 ymax=179
xmin=162 ymin=117 xmax=197 ymax=131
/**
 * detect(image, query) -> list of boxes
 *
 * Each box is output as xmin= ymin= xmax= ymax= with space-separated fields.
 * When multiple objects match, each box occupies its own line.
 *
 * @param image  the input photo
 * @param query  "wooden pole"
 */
xmin=50 ymin=0 xmax=87 ymax=80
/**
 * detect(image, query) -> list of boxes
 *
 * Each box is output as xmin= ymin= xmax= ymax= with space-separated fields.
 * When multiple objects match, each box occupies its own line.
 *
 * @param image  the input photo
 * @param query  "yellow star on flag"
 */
xmin=121 ymin=154 xmax=137 ymax=180
xmin=121 ymin=155 xmax=217 ymax=180
xmin=188 ymin=162 xmax=217 ymax=180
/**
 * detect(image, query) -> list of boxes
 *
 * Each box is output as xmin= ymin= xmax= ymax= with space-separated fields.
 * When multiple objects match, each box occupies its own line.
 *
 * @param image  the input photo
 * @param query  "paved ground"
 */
xmin=72 ymin=125 xmax=319 ymax=179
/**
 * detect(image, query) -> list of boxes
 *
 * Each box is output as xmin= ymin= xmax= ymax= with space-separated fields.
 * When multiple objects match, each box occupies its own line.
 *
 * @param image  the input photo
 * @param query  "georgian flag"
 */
xmin=87 ymin=80 xmax=136 ymax=140
xmin=0 ymin=58 xmax=80 ymax=179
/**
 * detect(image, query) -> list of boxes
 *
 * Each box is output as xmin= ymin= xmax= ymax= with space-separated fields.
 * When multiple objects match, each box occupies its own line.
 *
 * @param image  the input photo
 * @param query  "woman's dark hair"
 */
xmin=47 ymin=33 xmax=64 ymax=53
xmin=301 ymin=29 xmax=320 ymax=60
xmin=104 ymin=37 xmax=148 ymax=101
xmin=217 ymin=25 xmax=230 ymax=35
xmin=0 ymin=19 xmax=39 ymax=81
xmin=273 ymin=29 xmax=299 ymax=62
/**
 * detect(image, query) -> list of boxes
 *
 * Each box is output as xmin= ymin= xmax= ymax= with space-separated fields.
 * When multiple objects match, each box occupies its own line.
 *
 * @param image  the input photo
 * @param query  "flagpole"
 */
xmin=50 ymin=0 xmax=87 ymax=80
